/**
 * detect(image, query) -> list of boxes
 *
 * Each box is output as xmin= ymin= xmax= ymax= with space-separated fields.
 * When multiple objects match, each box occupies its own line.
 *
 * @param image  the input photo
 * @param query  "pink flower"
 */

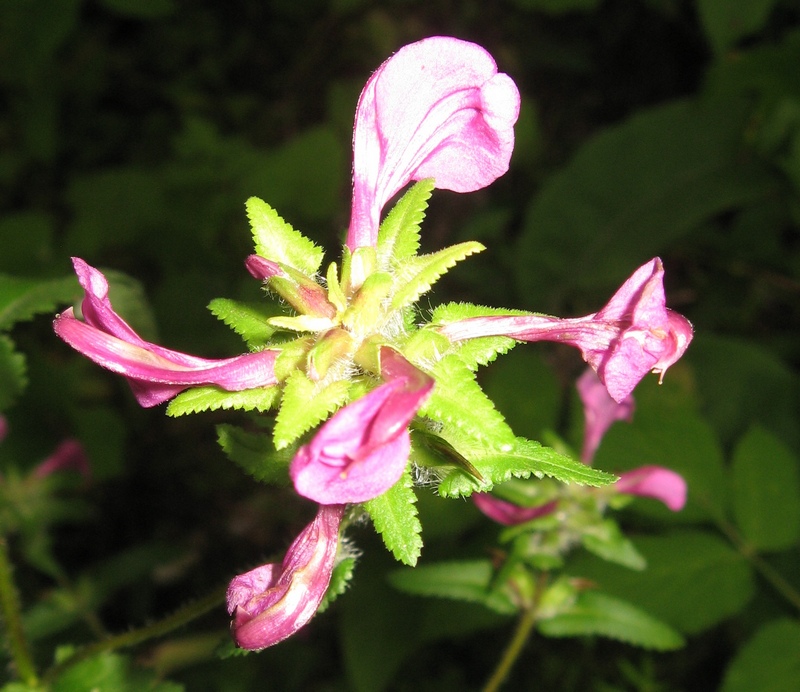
xmin=0 ymin=416 xmax=7 ymax=443
xmin=615 ymin=466 xmax=687 ymax=512
xmin=577 ymin=368 xmax=635 ymax=464
xmin=472 ymin=492 xmax=556 ymax=526
xmin=290 ymin=349 xmax=433 ymax=504
xmin=54 ymin=258 xmax=279 ymax=407
xmin=439 ymin=258 xmax=693 ymax=402
xmin=347 ymin=36 xmax=520 ymax=250
xmin=227 ymin=504 xmax=345 ymax=650
xmin=33 ymin=439 xmax=91 ymax=480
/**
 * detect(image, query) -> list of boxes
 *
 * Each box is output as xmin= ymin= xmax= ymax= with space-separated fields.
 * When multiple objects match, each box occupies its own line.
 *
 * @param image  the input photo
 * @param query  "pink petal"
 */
xmin=615 ymin=466 xmax=687 ymax=511
xmin=228 ymin=504 xmax=345 ymax=650
xmin=472 ymin=492 xmax=556 ymax=526
xmin=33 ymin=439 xmax=91 ymax=480
xmin=577 ymin=368 xmax=635 ymax=464
xmin=347 ymin=36 xmax=520 ymax=249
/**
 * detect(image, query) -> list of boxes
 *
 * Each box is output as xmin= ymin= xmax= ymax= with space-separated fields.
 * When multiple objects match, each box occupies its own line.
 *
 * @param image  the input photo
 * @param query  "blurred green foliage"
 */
xmin=1 ymin=0 xmax=799 ymax=690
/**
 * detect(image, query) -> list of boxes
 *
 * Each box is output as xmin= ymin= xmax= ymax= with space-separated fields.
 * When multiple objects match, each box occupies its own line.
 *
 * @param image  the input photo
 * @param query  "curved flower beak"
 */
xmin=347 ymin=36 xmax=520 ymax=250
xmin=615 ymin=466 xmax=687 ymax=512
xmin=439 ymin=258 xmax=693 ymax=402
xmin=227 ymin=504 xmax=345 ymax=650
xmin=290 ymin=351 xmax=433 ymax=504
xmin=53 ymin=258 xmax=279 ymax=407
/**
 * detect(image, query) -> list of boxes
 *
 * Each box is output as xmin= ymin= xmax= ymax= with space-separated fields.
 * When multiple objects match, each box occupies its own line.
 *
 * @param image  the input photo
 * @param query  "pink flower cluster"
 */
xmin=53 ymin=36 xmax=692 ymax=650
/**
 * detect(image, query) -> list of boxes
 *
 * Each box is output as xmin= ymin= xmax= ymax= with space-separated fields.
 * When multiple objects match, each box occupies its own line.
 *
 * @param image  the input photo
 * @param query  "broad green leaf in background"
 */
xmin=0 ymin=275 xmax=79 ymax=330
xmin=0 ymin=335 xmax=27 ymax=411
xmin=0 ymin=212 xmax=54 ymax=272
xmin=568 ymin=530 xmax=754 ymax=634
xmin=731 ymin=426 xmax=800 ymax=552
xmin=538 ymin=591 xmax=685 ymax=651
xmin=364 ymin=468 xmax=423 ymax=566
xmin=721 ymin=618 xmax=800 ymax=692
xmin=696 ymin=0 xmax=778 ymax=55
xmin=388 ymin=559 xmax=517 ymax=615
xmin=97 ymin=0 xmax=176 ymax=19
xmin=509 ymin=0 xmax=600 ymax=13
xmin=515 ymin=98 xmax=778 ymax=307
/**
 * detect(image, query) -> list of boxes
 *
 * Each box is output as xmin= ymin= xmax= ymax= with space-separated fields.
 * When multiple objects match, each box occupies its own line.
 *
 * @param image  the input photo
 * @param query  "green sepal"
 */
xmin=399 ymin=329 xmax=453 ymax=368
xmin=267 ymin=314 xmax=336 ymax=333
xmin=272 ymin=370 xmax=351 ymax=449
xmin=419 ymin=355 xmax=516 ymax=451
xmin=581 ymin=519 xmax=647 ymax=570
xmin=246 ymin=196 xmax=324 ymax=275
xmin=390 ymin=241 xmax=485 ymax=312
xmin=376 ymin=178 xmax=434 ymax=268
xmin=325 ymin=262 xmax=347 ymax=313
xmin=437 ymin=437 xmax=617 ymax=498
xmin=318 ymin=557 xmax=357 ymax=613
xmin=207 ymin=298 xmax=281 ymax=348
xmin=216 ymin=424 xmax=292 ymax=486
xmin=0 ymin=335 xmax=27 ymax=411
xmin=364 ymin=467 xmax=423 ymax=566
xmin=538 ymin=591 xmax=685 ymax=651
xmin=166 ymin=385 xmax=281 ymax=417
xmin=274 ymin=337 xmax=314 ymax=380
xmin=388 ymin=559 xmax=518 ymax=615
xmin=342 ymin=271 xmax=392 ymax=335
xmin=0 ymin=274 xmax=80 ymax=330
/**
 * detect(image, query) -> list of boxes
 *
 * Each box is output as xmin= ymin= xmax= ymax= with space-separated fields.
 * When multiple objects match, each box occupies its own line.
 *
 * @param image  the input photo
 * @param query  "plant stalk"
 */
xmin=0 ymin=536 xmax=39 ymax=687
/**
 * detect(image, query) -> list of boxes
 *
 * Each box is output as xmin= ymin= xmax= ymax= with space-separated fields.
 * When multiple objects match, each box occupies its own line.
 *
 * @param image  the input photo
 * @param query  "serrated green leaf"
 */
xmin=581 ymin=519 xmax=647 ymax=570
xmin=318 ymin=557 xmax=357 ymax=613
xmin=437 ymin=437 xmax=616 ymax=498
xmin=420 ymin=355 xmax=515 ymax=452
xmin=390 ymin=242 xmax=484 ymax=312
xmin=376 ymin=179 xmax=434 ymax=268
xmin=0 ymin=335 xmax=27 ymax=411
xmin=166 ymin=385 xmax=280 ymax=417
xmin=246 ymin=196 xmax=324 ymax=276
xmin=207 ymin=298 xmax=281 ymax=348
xmin=364 ymin=468 xmax=423 ymax=566
xmin=216 ymin=424 xmax=292 ymax=486
xmin=273 ymin=371 xmax=351 ymax=449
xmin=0 ymin=274 xmax=80 ymax=330
xmin=539 ymin=591 xmax=685 ymax=651
xmin=721 ymin=619 xmax=800 ymax=692
xmin=388 ymin=560 xmax=517 ymax=615
xmin=568 ymin=530 xmax=755 ymax=634
xmin=731 ymin=425 xmax=800 ymax=552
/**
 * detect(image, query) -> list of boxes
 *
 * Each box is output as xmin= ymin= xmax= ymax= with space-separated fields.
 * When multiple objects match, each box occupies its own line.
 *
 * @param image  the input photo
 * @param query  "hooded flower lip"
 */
xmin=290 ymin=349 xmax=434 ymax=504
xmin=53 ymin=258 xmax=279 ymax=407
xmin=439 ymin=258 xmax=693 ymax=402
xmin=615 ymin=466 xmax=687 ymax=512
xmin=347 ymin=35 xmax=521 ymax=250
xmin=227 ymin=504 xmax=345 ymax=650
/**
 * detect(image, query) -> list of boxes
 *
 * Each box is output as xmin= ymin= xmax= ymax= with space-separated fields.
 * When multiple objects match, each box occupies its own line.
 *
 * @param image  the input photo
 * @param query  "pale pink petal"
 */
xmin=577 ymin=368 xmax=635 ymax=464
xmin=347 ymin=36 xmax=520 ymax=249
xmin=228 ymin=504 xmax=345 ymax=650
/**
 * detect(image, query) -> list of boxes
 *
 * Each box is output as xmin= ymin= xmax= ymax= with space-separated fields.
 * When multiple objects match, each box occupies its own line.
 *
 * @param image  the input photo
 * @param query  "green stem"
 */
xmin=482 ymin=573 xmax=547 ymax=692
xmin=716 ymin=518 xmax=800 ymax=613
xmin=43 ymin=585 xmax=227 ymax=685
xmin=0 ymin=536 xmax=39 ymax=686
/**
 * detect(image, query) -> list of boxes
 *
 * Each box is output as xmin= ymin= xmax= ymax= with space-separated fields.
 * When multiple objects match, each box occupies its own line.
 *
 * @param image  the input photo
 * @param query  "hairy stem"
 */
xmin=0 ymin=536 xmax=39 ymax=686
xmin=43 ymin=585 xmax=227 ymax=685
xmin=482 ymin=572 xmax=547 ymax=692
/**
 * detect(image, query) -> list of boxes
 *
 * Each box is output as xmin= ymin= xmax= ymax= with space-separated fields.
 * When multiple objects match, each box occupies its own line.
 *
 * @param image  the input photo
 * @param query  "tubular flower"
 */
xmin=615 ymin=466 xmax=687 ymax=512
xmin=290 ymin=350 xmax=434 ymax=504
xmin=577 ymin=368 xmax=635 ymax=464
xmin=54 ymin=258 xmax=279 ymax=407
xmin=347 ymin=36 xmax=520 ymax=250
xmin=439 ymin=258 xmax=693 ymax=402
xmin=33 ymin=439 xmax=91 ymax=480
xmin=227 ymin=504 xmax=345 ymax=650
xmin=472 ymin=492 xmax=557 ymax=526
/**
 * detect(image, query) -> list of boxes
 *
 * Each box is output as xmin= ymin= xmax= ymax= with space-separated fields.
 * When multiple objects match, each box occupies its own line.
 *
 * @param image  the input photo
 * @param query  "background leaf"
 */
xmin=721 ymin=619 xmax=800 ymax=692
